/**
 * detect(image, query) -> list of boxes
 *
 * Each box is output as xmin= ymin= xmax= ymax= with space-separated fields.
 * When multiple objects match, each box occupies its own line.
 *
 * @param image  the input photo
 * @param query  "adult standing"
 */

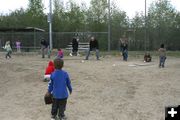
xmin=70 ymin=37 xmax=79 ymax=56
xmin=85 ymin=36 xmax=99 ymax=60
xmin=41 ymin=39 xmax=49 ymax=58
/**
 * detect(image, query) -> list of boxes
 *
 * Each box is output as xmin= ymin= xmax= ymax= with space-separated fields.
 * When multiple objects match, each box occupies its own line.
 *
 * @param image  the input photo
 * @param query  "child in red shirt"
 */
xmin=44 ymin=61 xmax=55 ymax=82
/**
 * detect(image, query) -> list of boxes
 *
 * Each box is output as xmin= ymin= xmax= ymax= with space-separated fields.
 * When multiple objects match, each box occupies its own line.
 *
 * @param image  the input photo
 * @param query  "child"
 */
xmin=46 ymin=58 xmax=72 ymax=120
xmin=44 ymin=61 xmax=55 ymax=82
xmin=16 ymin=41 xmax=21 ymax=53
xmin=3 ymin=41 xmax=12 ymax=59
xmin=121 ymin=43 xmax=128 ymax=61
xmin=120 ymin=35 xmax=128 ymax=61
xmin=158 ymin=44 xmax=166 ymax=68
xmin=57 ymin=49 xmax=64 ymax=59
xmin=144 ymin=52 xmax=151 ymax=62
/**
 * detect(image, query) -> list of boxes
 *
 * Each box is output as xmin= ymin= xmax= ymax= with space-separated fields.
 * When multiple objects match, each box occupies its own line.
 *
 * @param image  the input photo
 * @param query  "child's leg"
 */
xmin=122 ymin=52 xmax=125 ymax=60
xmin=6 ymin=51 xmax=11 ymax=59
xmin=51 ymin=99 xmax=59 ymax=118
xmin=159 ymin=56 xmax=163 ymax=67
xmin=124 ymin=50 xmax=128 ymax=61
xmin=58 ymin=98 xmax=67 ymax=119
xmin=8 ymin=51 xmax=11 ymax=58
xmin=47 ymin=48 xmax=51 ymax=58
xmin=5 ymin=52 xmax=8 ymax=59
xmin=159 ymin=57 xmax=161 ymax=67
xmin=162 ymin=56 xmax=166 ymax=67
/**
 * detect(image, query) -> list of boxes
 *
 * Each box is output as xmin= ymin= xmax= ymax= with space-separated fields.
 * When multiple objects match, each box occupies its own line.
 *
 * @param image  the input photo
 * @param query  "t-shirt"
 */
xmin=159 ymin=48 xmax=166 ymax=57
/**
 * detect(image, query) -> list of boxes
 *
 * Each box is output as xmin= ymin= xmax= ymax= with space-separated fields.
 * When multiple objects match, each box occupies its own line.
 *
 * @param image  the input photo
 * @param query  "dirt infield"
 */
xmin=0 ymin=52 xmax=180 ymax=120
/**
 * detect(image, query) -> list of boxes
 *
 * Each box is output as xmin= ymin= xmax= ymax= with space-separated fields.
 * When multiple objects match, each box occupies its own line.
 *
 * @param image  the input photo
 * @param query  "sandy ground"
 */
xmin=0 ymin=52 xmax=180 ymax=120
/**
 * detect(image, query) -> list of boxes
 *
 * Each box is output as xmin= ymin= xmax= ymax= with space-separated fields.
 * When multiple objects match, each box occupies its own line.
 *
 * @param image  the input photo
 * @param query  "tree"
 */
xmin=65 ymin=0 xmax=86 ymax=32
xmin=130 ymin=12 xmax=145 ymax=50
xmin=27 ymin=0 xmax=44 ymax=17
xmin=110 ymin=5 xmax=128 ymax=50
xmin=148 ymin=0 xmax=177 ymax=49
xmin=87 ymin=0 xmax=108 ymax=31
xmin=53 ymin=0 xmax=64 ymax=31
xmin=26 ymin=0 xmax=47 ymax=28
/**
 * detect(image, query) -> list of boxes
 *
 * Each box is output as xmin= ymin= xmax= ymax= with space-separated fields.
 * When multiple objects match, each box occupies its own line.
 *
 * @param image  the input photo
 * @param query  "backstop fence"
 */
xmin=0 ymin=32 xmax=108 ymax=51
xmin=1 ymin=31 xmax=178 ymax=52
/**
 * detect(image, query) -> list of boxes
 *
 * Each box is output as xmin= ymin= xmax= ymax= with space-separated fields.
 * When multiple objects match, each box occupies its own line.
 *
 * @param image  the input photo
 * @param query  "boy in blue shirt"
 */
xmin=46 ymin=58 xmax=72 ymax=120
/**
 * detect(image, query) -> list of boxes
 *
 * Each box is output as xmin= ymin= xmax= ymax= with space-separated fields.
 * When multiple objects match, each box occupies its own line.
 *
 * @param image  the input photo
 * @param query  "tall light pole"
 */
xmin=108 ymin=0 xmax=111 ymax=51
xmin=48 ymin=0 xmax=53 ymax=50
xmin=144 ymin=0 xmax=147 ymax=51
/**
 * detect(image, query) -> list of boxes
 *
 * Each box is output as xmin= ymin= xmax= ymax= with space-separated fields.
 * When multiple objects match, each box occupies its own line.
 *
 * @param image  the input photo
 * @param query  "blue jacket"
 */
xmin=48 ymin=69 xmax=72 ymax=99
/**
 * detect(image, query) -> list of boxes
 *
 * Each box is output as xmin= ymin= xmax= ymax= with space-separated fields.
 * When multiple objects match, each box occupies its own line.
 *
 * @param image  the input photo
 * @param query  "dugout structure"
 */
xmin=0 ymin=27 xmax=45 ymax=52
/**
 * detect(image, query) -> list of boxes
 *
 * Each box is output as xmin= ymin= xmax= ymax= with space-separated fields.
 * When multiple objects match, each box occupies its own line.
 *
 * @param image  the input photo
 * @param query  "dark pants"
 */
xmin=85 ymin=48 xmax=99 ymax=60
xmin=51 ymin=98 xmax=67 ymax=119
xmin=41 ymin=46 xmax=50 ymax=58
xmin=72 ymin=49 xmax=78 ymax=56
xmin=159 ymin=56 xmax=166 ymax=68
xmin=122 ymin=50 xmax=128 ymax=61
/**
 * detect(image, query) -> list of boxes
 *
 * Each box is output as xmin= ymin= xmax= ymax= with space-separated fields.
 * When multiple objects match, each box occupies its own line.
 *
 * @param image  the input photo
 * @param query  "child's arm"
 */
xmin=66 ymin=73 xmax=72 ymax=94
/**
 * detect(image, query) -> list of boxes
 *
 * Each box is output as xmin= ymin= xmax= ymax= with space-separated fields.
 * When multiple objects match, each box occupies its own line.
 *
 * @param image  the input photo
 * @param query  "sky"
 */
xmin=0 ymin=0 xmax=180 ymax=18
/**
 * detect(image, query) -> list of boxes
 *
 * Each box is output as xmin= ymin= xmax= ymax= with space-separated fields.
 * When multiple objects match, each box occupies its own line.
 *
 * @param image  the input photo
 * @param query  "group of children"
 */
xmin=143 ymin=44 xmax=166 ymax=68
xmin=44 ymin=48 xmax=64 ymax=81
xmin=42 ymin=44 xmax=166 ymax=120
xmin=1 ymin=39 xmax=166 ymax=120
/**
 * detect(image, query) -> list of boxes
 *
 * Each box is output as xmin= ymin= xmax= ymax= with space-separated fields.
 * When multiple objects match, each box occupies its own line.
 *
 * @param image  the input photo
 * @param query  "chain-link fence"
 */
xmin=2 ymin=30 xmax=178 ymax=52
xmin=0 ymin=32 xmax=108 ymax=52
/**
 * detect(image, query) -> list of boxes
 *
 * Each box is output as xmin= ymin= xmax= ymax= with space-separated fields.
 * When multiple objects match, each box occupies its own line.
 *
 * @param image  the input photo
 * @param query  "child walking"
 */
xmin=120 ymin=35 xmax=128 ymax=61
xmin=158 ymin=44 xmax=166 ymax=68
xmin=46 ymin=58 xmax=72 ymax=120
xmin=3 ymin=41 xmax=12 ymax=59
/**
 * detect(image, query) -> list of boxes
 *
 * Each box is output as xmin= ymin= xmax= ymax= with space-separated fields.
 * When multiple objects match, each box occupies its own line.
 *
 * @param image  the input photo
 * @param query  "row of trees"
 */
xmin=0 ymin=0 xmax=180 ymax=50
